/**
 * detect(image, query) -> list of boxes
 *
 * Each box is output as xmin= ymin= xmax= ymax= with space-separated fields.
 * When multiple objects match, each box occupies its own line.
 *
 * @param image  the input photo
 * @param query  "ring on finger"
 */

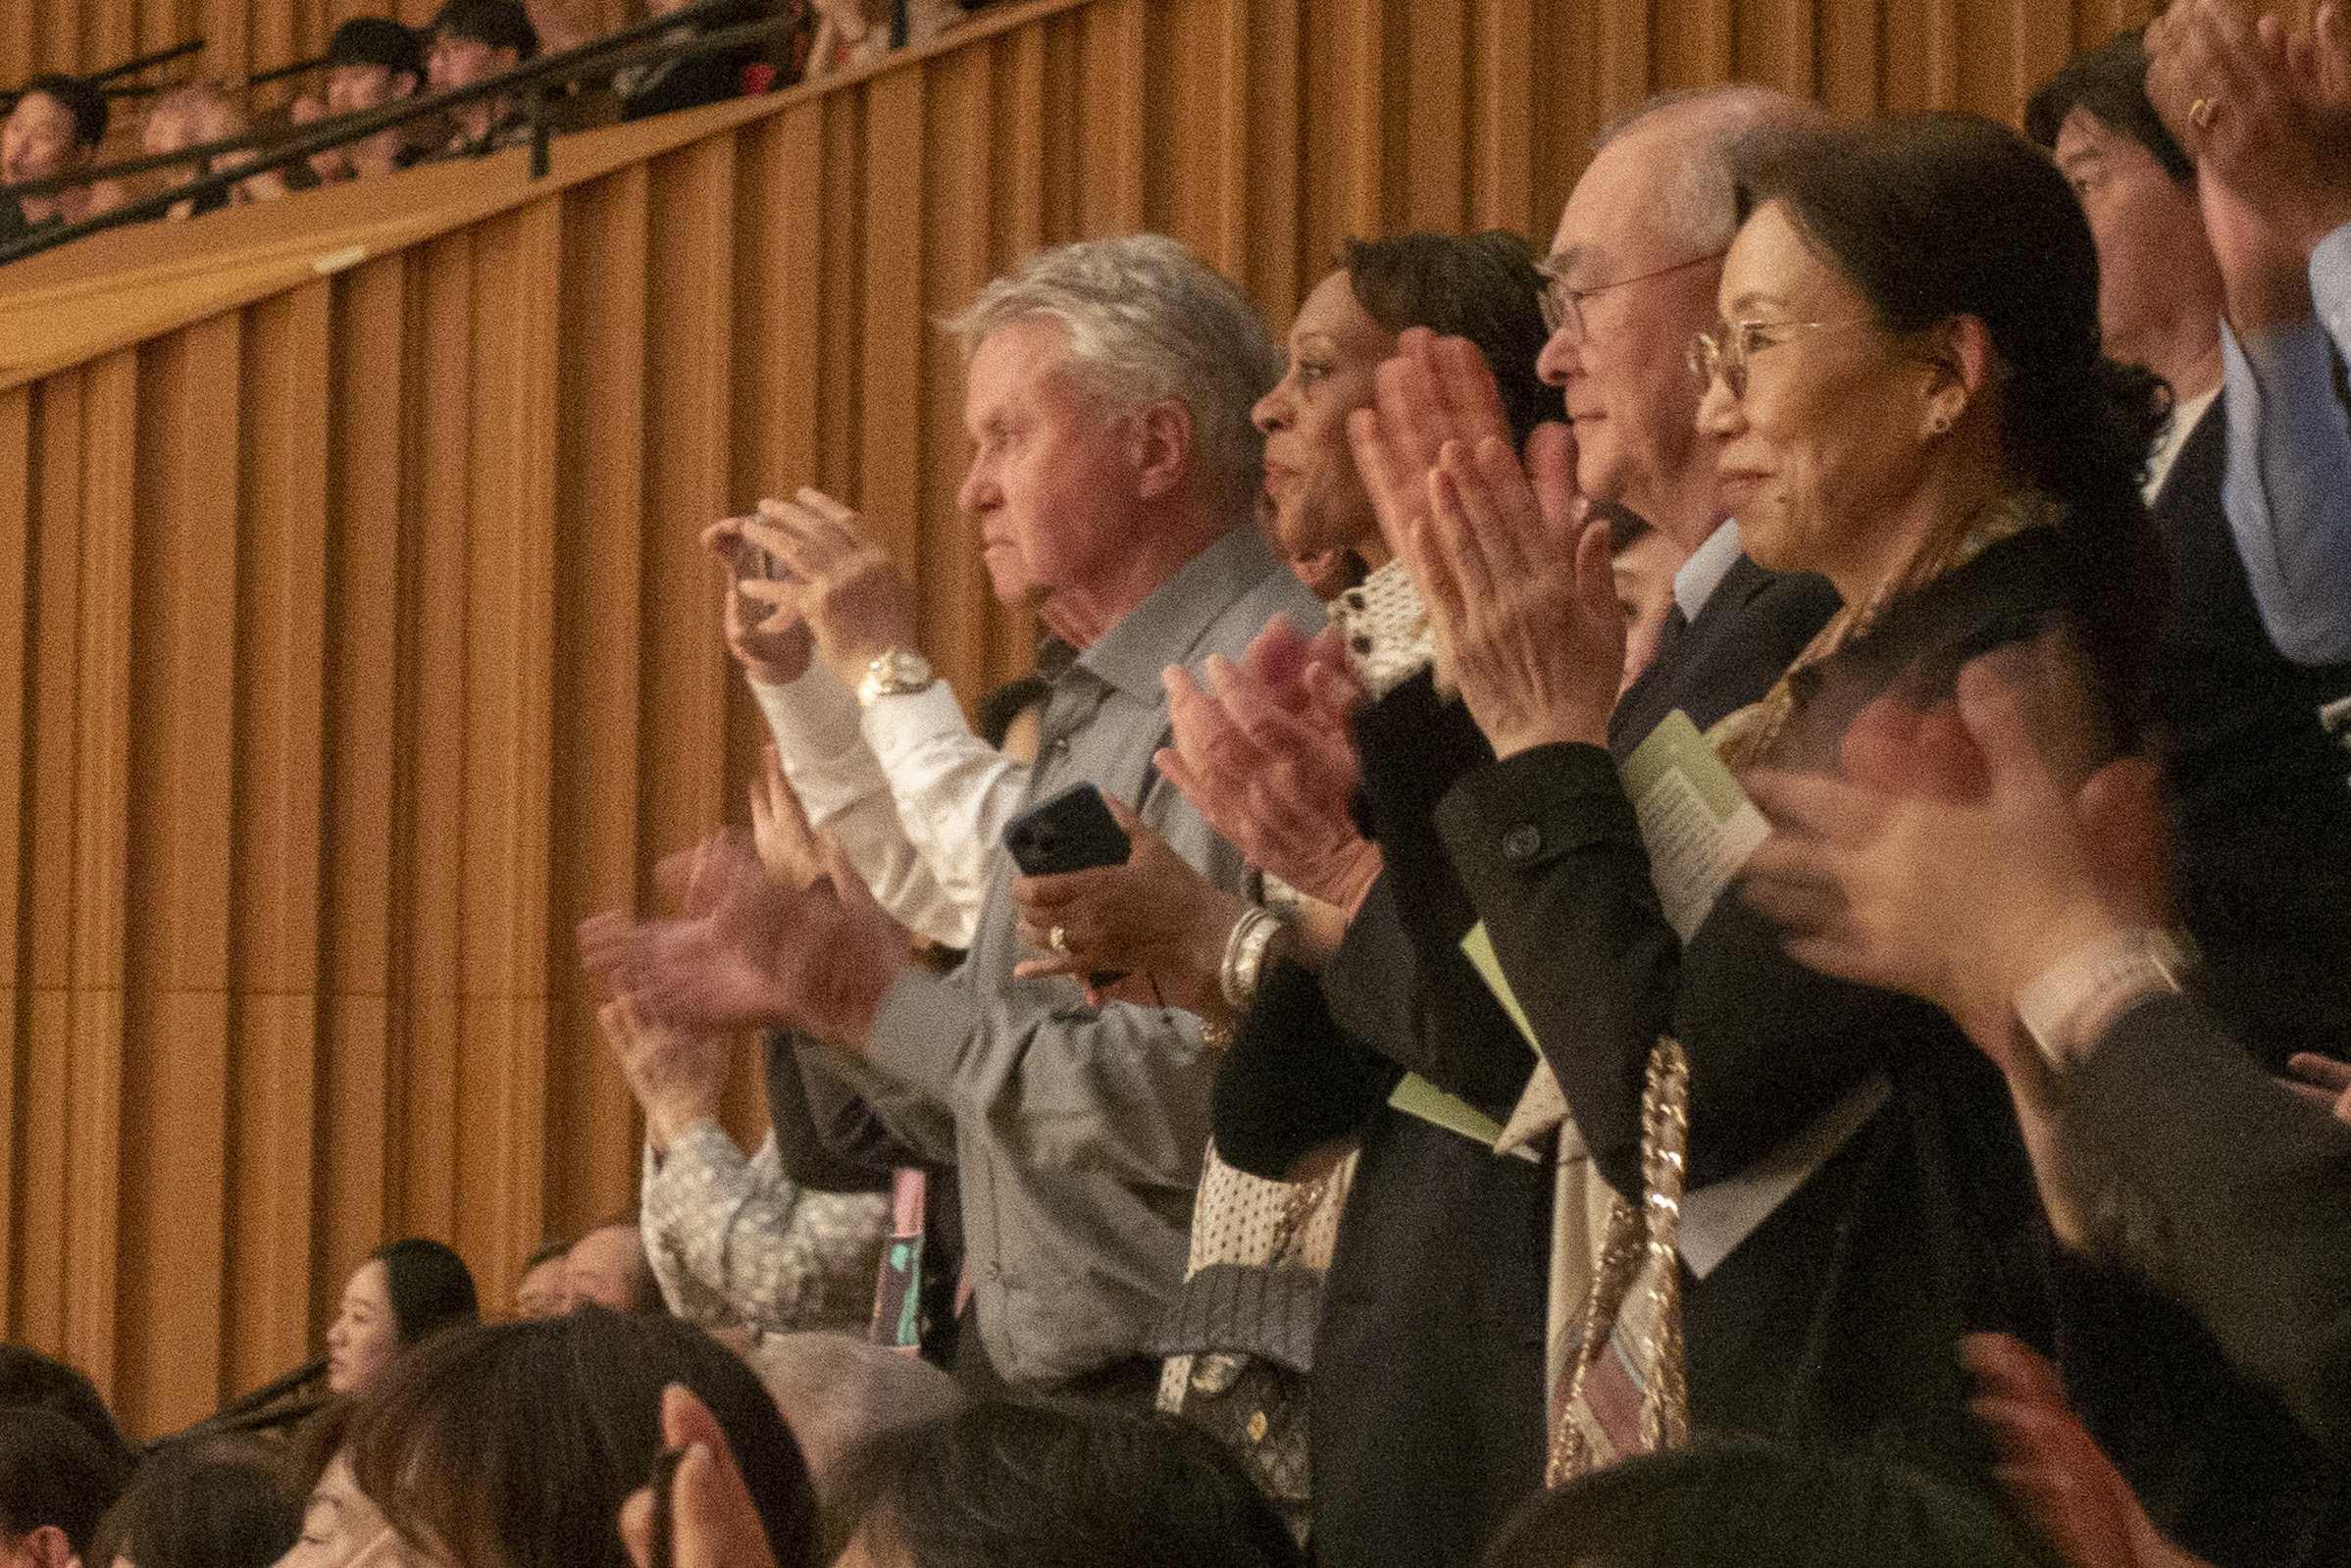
xmin=2188 ymin=96 xmax=2219 ymax=128
xmin=1048 ymin=925 xmax=1070 ymax=955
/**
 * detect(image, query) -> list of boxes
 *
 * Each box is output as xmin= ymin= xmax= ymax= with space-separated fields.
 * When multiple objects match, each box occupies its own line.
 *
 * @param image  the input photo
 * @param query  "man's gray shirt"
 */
xmin=845 ymin=525 xmax=1322 ymax=1387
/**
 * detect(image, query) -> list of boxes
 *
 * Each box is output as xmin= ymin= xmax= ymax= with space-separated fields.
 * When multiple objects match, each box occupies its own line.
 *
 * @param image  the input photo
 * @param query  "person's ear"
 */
xmin=1918 ymin=314 xmax=1994 ymax=437
xmin=1129 ymin=399 xmax=1195 ymax=501
xmin=9 ymin=1523 xmax=79 ymax=1568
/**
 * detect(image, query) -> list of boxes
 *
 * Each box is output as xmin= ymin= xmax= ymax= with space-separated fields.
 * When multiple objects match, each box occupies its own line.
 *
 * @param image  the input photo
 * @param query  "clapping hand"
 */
xmin=1350 ymin=331 xmax=1621 ymax=758
xmin=1740 ymin=638 xmax=2172 ymax=1077
xmin=596 ymin=995 xmax=732 ymax=1156
xmin=1963 ymin=1334 xmax=2210 ymax=1568
xmin=579 ymin=828 xmax=912 ymax=1054
xmin=1155 ymin=615 xmax=1383 ymax=915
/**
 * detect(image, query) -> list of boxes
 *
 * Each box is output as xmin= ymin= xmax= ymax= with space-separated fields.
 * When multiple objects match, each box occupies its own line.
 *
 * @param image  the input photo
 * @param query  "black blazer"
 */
xmin=1210 ymin=672 xmax=1549 ymax=1568
xmin=2147 ymin=398 xmax=2351 ymax=1067
xmin=1433 ymin=541 xmax=2057 ymax=1475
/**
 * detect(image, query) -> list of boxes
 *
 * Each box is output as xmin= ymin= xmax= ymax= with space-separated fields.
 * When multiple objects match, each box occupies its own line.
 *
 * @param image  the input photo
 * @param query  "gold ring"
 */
xmin=2189 ymin=96 xmax=2219 ymax=129
xmin=1048 ymin=925 xmax=1070 ymax=955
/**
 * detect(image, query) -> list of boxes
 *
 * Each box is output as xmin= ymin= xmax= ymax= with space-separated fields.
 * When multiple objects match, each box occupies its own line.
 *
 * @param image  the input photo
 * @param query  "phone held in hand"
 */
xmin=1002 ymin=782 xmax=1133 ymax=876
xmin=646 ymin=1445 xmax=686 ymax=1568
xmin=731 ymin=531 xmax=780 ymax=631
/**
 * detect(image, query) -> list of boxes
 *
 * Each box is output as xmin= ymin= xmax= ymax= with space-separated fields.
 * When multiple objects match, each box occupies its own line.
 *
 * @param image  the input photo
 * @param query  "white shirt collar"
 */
xmin=1673 ymin=519 xmax=1745 ymax=623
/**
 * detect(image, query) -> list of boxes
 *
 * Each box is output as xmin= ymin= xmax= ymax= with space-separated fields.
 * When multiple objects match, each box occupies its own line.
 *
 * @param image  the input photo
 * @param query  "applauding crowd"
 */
xmin=9 ymin=3 xmax=2351 ymax=1567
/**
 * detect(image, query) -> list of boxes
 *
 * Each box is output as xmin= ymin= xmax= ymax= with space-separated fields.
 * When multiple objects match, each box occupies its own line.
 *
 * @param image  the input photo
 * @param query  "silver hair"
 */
xmin=1592 ymin=84 xmax=1821 ymax=257
xmin=945 ymin=233 xmax=1282 ymax=520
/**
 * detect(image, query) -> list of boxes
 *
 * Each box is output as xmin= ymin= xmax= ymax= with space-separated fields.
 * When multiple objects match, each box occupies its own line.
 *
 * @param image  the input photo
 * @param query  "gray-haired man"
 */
xmin=584 ymin=234 xmax=1317 ymax=1398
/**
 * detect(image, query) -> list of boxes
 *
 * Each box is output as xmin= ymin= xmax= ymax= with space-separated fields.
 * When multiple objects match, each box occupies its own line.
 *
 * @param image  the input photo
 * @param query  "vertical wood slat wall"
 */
xmin=5 ymin=0 xmax=2154 ymax=1437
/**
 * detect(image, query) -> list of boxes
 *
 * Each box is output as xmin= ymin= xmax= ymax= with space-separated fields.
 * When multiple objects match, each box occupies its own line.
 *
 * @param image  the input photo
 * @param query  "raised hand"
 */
xmin=699 ymin=517 xmax=814 ymax=684
xmin=2284 ymin=1051 xmax=2351 ymax=1125
xmin=596 ymin=995 xmax=733 ymax=1155
xmin=738 ymin=489 xmax=921 ymax=689
xmin=1348 ymin=329 xmax=1518 ymax=568
xmin=748 ymin=743 xmax=824 ymax=890
xmin=617 ymin=1385 xmax=782 ymax=1568
xmin=1010 ymin=792 xmax=1246 ymax=1015
xmin=1156 ymin=619 xmax=1383 ymax=915
xmin=1739 ymin=640 xmax=2158 ymax=1068
xmin=1963 ymin=1334 xmax=2209 ymax=1568
xmin=2148 ymin=0 xmax=2351 ymax=261
xmin=579 ymin=832 xmax=912 ymax=1052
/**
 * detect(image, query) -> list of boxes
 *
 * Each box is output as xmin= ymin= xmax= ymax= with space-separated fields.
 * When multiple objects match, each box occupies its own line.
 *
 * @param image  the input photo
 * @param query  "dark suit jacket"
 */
xmin=2147 ymin=399 xmax=2351 ymax=1067
xmin=2071 ymin=992 xmax=2351 ymax=1459
xmin=1433 ymin=541 xmax=2057 ymax=1475
xmin=1210 ymin=672 xmax=1548 ymax=1568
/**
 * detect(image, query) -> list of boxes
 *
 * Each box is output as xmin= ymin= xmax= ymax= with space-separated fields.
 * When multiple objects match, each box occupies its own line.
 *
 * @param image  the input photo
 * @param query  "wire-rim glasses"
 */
xmin=1686 ymin=317 xmax=1877 ymax=398
xmin=1537 ymin=251 xmax=1726 ymax=340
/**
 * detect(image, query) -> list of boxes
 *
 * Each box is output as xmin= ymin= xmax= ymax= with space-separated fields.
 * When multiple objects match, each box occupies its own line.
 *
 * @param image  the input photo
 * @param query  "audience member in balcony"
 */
xmin=747 ymin=1332 xmax=959 ymax=1495
xmin=2027 ymin=27 xmax=2351 ymax=1070
xmin=560 ymin=1215 xmax=667 ymax=1317
xmin=0 ymin=76 xmax=127 ymax=242
xmin=0 ymin=1407 xmax=122 ymax=1568
xmin=421 ymin=0 xmax=541 ymax=160
xmin=513 ymin=1237 xmax=571 ymax=1318
xmin=290 ymin=20 xmax=434 ymax=187
xmin=324 ymin=1239 xmax=480 ymax=1396
xmin=140 ymin=84 xmax=288 ymax=220
xmin=583 ymin=234 xmax=1312 ymax=1406
xmin=96 ymin=1437 xmax=301 ymax=1568
xmin=802 ymin=0 xmax=959 ymax=81
xmin=616 ymin=0 xmax=796 ymax=122
xmin=822 ymin=1400 xmax=1302 ymax=1568
xmin=0 ymin=1345 xmax=136 ymax=1497
xmin=345 ymin=1311 xmax=819 ymax=1568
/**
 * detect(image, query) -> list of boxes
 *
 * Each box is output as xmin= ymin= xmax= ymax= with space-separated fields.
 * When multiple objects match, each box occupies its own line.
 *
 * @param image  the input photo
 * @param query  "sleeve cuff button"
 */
xmin=1501 ymin=823 xmax=1543 ymax=862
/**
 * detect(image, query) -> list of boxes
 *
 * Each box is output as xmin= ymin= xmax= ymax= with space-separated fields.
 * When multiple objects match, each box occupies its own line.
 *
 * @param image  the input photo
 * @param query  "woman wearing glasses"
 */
xmin=1386 ymin=110 xmax=2174 ymax=1500
xmin=1692 ymin=112 xmax=2165 ymax=777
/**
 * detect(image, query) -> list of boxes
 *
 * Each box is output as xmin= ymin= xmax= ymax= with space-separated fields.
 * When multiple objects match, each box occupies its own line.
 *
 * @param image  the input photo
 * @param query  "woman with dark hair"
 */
xmin=1481 ymin=1435 xmax=2065 ymax=1568
xmin=826 ymin=1400 xmax=1301 ymax=1568
xmin=1383 ymin=109 xmax=2176 ymax=1498
xmin=1697 ymin=110 xmax=2167 ymax=769
xmin=97 ymin=1438 xmax=301 ymax=1568
xmin=345 ymin=1308 xmax=819 ymax=1568
xmin=325 ymin=1240 xmax=480 ymax=1396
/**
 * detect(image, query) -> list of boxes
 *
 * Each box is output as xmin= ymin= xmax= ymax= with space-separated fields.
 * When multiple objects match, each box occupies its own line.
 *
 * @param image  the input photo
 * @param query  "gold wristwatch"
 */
xmin=856 ymin=647 xmax=936 ymax=707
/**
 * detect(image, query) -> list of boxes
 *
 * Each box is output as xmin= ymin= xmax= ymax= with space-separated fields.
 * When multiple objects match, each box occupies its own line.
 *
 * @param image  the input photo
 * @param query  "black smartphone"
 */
xmin=731 ymin=531 xmax=781 ymax=631
xmin=646 ymin=1445 xmax=685 ymax=1568
xmin=1002 ymin=782 xmax=1132 ymax=876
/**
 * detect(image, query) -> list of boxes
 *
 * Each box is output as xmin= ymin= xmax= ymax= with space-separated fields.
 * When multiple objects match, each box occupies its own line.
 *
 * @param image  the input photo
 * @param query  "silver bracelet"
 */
xmin=1219 ymin=905 xmax=1290 ymax=1011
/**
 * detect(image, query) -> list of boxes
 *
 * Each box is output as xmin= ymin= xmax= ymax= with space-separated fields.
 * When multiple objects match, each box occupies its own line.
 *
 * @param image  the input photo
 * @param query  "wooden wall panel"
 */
xmin=5 ymin=0 xmax=2185 ymax=1436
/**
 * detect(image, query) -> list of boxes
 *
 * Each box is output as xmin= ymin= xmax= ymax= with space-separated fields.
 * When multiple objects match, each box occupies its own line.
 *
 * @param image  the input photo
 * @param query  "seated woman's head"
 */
xmin=326 ymin=1240 xmax=479 ymax=1395
xmin=825 ymin=1399 xmax=1301 ymax=1568
xmin=1483 ymin=1437 xmax=2062 ymax=1568
xmin=1252 ymin=232 xmax=1552 ymax=593
xmin=98 ymin=1437 xmax=301 ymax=1568
xmin=345 ymin=1308 xmax=818 ymax=1568
xmin=1699 ymin=112 xmax=2166 ymax=733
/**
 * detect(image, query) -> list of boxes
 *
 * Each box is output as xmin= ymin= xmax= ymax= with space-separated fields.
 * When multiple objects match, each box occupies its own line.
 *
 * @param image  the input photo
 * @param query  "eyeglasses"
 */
xmin=1685 ymin=317 xmax=1875 ymax=398
xmin=1538 ymin=251 xmax=1727 ymax=341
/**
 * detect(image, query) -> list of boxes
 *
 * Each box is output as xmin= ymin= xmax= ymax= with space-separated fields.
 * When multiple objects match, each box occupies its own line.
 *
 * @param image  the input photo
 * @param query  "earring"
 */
xmin=1930 ymin=410 xmax=1953 ymax=434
